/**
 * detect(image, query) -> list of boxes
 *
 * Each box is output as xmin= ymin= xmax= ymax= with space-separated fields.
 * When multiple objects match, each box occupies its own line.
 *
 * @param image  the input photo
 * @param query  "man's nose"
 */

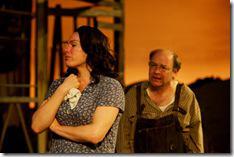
xmin=153 ymin=66 xmax=161 ymax=73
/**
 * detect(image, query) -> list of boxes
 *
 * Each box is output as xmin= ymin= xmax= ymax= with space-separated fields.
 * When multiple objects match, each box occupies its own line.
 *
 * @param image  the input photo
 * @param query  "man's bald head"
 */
xmin=149 ymin=49 xmax=181 ymax=72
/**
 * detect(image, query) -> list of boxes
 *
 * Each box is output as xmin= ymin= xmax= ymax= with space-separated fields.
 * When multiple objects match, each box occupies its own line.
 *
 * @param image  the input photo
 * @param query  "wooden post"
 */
xmin=36 ymin=0 xmax=48 ymax=153
xmin=49 ymin=5 xmax=63 ymax=85
xmin=114 ymin=0 xmax=125 ymax=85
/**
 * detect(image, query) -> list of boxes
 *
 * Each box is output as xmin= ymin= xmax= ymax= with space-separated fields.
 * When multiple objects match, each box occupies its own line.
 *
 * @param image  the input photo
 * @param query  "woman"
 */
xmin=31 ymin=25 xmax=125 ymax=153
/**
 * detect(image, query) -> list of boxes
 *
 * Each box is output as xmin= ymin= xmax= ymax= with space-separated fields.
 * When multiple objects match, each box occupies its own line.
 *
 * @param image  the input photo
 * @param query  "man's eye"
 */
xmin=161 ymin=66 xmax=167 ymax=70
xmin=71 ymin=44 xmax=76 ymax=47
xmin=149 ymin=62 xmax=156 ymax=67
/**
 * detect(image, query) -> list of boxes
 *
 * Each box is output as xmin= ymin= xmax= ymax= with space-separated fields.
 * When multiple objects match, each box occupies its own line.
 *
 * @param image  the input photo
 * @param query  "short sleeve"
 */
xmin=97 ymin=78 xmax=125 ymax=113
xmin=44 ymin=79 xmax=64 ymax=100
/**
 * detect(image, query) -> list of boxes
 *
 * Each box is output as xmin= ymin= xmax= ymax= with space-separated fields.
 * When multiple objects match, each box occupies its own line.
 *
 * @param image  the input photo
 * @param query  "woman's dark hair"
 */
xmin=66 ymin=26 xmax=118 ymax=83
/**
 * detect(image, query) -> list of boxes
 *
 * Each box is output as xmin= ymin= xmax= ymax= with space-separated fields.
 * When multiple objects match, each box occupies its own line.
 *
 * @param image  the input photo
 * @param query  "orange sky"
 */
xmin=47 ymin=0 xmax=230 ymax=85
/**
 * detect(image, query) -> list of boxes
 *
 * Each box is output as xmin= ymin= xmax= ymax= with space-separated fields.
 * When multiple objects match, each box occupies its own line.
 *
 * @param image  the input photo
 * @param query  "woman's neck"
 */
xmin=76 ymin=65 xmax=92 ymax=91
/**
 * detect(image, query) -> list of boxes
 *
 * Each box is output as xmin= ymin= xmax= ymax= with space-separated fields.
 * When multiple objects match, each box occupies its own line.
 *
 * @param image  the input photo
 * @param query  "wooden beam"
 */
xmin=0 ymin=36 xmax=28 ymax=41
xmin=80 ymin=8 xmax=122 ymax=17
xmin=36 ymin=0 xmax=48 ymax=153
xmin=0 ymin=84 xmax=36 ymax=88
xmin=0 ymin=97 xmax=38 ymax=103
xmin=98 ymin=22 xmax=123 ymax=31
xmin=75 ymin=0 xmax=121 ymax=8
xmin=0 ymin=8 xmax=35 ymax=17
xmin=48 ymin=7 xmax=122 ymax=17
xmin=96 ymin=0 xmax=121 ymax=9
xmin=114 ymin=0 xmax=125 ymax=85
xmin=48 ymin=6 xmax=91 ymax=16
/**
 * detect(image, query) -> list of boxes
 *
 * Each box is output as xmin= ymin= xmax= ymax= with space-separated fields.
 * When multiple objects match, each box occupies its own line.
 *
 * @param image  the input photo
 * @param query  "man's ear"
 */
xmin=173 ymin=68 xmax=179 ymax=73
xmin=172 ymin=68 xmax=179 ymax=79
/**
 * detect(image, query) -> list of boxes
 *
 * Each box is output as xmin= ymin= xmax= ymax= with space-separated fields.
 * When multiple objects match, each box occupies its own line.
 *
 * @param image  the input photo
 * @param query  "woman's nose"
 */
xmin=63 ymin=46 xmax=71 ymax=54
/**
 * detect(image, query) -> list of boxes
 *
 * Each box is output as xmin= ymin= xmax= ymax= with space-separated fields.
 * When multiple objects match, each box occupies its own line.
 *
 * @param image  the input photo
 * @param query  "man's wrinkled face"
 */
xmin=149 ymin=51 xmax=176 ymax=88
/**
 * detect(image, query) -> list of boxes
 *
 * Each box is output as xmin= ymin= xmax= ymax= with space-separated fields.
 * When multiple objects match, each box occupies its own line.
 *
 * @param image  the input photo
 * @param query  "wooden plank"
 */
xmin=0 ymin=97 xmax=38 ymax=103
xmin=0 ymin=84 xmax=36 ymax=88
xmin=48 ymin=7 xmax=122 ymax=17
xmin=36 ymin=0 xmax=48 ymax=153
xmin=48 ymin=6 xmax=91 ymax=16
xmin=75 ymin=0 xmax=121 ymax=8
xmin=98 ymin=22 xmax=123 ymax=31
xmin=79 ymin=8 xmax=122 ymax=17
xmin=0 ymin=36 xmax=28 ymax=41
xmin=0 ymin=104 xmax=13 ymax=151
xmin=114 ymin=0 xmax=125 ymax=85
xmin=0 ymin=8 xmax=34 ymax=17
xmin=96 ymin=0 xmax=121 ymax=9
xmin=16 ymin=104 xmax=34 ymax=152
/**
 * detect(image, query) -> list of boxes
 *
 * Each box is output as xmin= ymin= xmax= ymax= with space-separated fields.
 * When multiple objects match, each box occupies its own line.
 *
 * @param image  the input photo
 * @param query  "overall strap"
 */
xmin=173 ymin=83 xmax=186 ymax=115
xmin=136 ymin=83 xmax=146 ymax=118
xmin=136 ymin=83 xmax=142 ymax=117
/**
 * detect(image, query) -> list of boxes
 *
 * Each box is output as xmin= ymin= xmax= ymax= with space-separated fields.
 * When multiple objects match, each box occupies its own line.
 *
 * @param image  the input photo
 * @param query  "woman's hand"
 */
xmin=31 ymin=74 xmax=80 ymax=134
xmin=60 ymin=74 xmax=80 ymax=94
xmin=47 ymin=106 xmax=119 ymax=144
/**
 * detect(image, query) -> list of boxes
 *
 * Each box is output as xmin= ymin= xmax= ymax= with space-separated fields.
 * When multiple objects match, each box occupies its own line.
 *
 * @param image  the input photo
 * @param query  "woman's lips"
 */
xmin=65 ymin=56 xmax=71 ymax=60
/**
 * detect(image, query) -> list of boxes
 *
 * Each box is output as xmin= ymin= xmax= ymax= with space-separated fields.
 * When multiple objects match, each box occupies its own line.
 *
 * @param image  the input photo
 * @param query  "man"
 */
xmin=116 ymin=49 xmax=204 ymax=153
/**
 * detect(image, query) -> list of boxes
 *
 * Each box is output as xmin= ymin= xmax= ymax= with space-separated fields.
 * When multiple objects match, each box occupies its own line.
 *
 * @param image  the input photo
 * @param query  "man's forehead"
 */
xmin=151 ymin=50 xmax=173 ymax=60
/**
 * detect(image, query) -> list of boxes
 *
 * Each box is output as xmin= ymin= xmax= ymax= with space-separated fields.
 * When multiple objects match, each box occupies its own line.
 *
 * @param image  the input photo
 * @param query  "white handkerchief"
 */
xmin=64 ymin=88 xmax=81 ymax=110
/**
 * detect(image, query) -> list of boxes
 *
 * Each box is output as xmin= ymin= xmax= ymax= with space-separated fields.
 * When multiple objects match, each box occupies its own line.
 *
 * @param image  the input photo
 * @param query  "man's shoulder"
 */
xmin=125 ymin=81 xmax=148 ymax=94
xmin=178 ymin=83 xmax=198 ymax=109
xmin=180 ymin=83 xmax=195 ymax=97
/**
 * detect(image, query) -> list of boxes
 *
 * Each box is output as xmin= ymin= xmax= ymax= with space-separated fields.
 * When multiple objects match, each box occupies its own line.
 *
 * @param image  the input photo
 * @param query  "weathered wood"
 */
xmin=0 ymin=97 xmax=38 ymax=103
xmin=0 ymin=36 xmax=28 ymax=41
xmin=75 ymin=0 xmax=121 ymax=9
xmin=49 ymin=5 xmax=63 ymax=85
xmin=48 ymin=7 xmax=122 ymax=17
xmin=96 ymin=0 xmax=121 ymax=9
xmin=98 ymin=22 xmax=123 ymax=31
xmin=0 ymin=84 xmax=36 ymax=88
xmin=16 ymin=104 xmax=33 ymax=152
xmin=114 ymin=0 xmax=125 ymax=85
xmin=0 ymin=104 xmax=34 ymax=152
xmin=0 ymin=8 xmax=34 ymax=17
xmin=36 ymin=0 xmax=48 ymax=153
xmin=79 ymin=8 xmax=122 ymax=17
xmin=48 ymin=6 xmax=91 ymax=16
xmin=0 ymin=105 xmax=13 ymax=151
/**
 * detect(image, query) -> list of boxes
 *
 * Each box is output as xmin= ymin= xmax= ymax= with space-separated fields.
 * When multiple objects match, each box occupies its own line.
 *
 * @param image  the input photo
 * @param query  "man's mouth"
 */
xmin=152 ymin=76 xmax=161 ymax=80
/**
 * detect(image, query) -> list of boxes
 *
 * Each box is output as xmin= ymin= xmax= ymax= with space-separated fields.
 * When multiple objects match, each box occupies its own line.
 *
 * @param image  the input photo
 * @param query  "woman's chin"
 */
xmin=65 ymin=61 xmax=74 ymax=67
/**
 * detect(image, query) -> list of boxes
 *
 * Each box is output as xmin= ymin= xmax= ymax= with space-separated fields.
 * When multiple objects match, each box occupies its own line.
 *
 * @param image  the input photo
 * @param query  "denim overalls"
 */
xmin=134 ymin=84 xmax=187 ymax=153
